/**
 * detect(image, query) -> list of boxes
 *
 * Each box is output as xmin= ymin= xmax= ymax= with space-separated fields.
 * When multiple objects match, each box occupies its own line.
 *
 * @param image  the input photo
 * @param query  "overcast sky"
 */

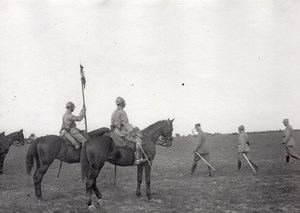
xmin=1 ymin=0 xmax=300 ymax=137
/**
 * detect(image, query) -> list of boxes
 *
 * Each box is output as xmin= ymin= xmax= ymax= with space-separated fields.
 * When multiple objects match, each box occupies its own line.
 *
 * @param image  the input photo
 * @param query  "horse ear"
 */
xmin=170 ymin=118 xmax=174 ymax=123
xmin=20 ymin=129 xmax=23 ymax=132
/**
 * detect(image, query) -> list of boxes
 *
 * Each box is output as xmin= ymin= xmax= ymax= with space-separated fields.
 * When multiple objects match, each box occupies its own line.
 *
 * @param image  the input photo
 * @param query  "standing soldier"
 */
xmin=190 ymin=123 xmax=213 ymax=176
xmin=111 ymin=97 xmax=146 ymax=165
xmin=237 ymin=125 xmax=259 ymax=171
xmin=60 ymin=102 xmax=87 ymax=149
xmin=282 ymin=119 xmax=299 ymax=163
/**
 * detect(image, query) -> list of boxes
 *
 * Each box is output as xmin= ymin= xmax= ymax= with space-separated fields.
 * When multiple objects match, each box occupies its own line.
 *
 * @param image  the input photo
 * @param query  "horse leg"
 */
xmin=92 ymin=165 xmax=104 ymax=206
xmin=0 ymin=153 xmax=5 ymax=174
xmin=136 ymin=165 xmax=143 ymax=198
xmin=86 ymin=165 xmax=103 ymax=207
xmin=33 ymin=162 xmax=52 ymax=201
xmin=144 ymin=162 xmax=152 ymax=200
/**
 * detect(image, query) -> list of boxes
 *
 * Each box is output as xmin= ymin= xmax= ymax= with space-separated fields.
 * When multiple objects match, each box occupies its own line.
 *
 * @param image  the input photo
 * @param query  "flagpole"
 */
xmin=80 ymin=64 xmax=88 ymax=131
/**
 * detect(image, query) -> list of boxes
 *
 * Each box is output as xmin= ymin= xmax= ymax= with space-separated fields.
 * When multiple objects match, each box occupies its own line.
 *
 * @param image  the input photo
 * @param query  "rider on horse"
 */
xmin=60 ymin=102 xmax=87 ymax=149
xmin=111 ymin=97 xmax=146 ymax=165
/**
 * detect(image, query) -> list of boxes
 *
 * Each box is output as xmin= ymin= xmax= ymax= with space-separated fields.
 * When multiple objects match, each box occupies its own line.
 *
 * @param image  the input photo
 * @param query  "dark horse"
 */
xmin=26 ymin=127 xmax=110 ymax=201
xmin=0 ymin=129 xmax=25 ymax=174
xmin=81 ymin=119 xmax=174 ymax=208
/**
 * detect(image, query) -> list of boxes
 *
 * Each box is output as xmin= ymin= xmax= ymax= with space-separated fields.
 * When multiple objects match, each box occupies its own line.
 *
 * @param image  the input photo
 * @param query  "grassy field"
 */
xmin=0 ymin=132 xmax=299 ymax=213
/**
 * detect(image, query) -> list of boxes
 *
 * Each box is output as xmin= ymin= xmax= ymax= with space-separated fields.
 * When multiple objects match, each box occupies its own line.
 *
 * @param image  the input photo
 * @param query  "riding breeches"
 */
xmin=70 ymin=128 xmax=87 ymax=144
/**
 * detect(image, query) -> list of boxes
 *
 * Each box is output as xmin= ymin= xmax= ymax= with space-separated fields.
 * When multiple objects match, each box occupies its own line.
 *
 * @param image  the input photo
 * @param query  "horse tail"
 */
xmin=80 ymin=141 xmax=89 ymax=182
xmin=26 ymin=138 xmax=39 ymax=175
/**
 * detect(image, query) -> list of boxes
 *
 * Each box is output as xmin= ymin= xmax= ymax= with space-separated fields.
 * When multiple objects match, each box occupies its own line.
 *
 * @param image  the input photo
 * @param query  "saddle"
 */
xmin=109 ymin=132 xmax=135 ymax=151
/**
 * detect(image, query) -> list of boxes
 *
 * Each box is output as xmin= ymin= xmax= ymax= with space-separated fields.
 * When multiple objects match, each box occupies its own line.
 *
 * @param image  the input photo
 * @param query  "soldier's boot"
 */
xmin=190 ymin=162 xmax=197 ymax=175
xmin=238 ymin=160 xmax=242 ymax=170
xmin=249 ymin=160 xmax=259 ymax=171
xmin=208 ymin=166 xmax=213 ymax=177
xmin=286 ymin=155 xmax=290 ymax=164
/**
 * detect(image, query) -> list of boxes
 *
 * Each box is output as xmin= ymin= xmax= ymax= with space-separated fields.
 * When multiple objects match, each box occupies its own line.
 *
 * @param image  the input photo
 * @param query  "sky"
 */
xmin=1 ymin=0 xmax=300 ymax=137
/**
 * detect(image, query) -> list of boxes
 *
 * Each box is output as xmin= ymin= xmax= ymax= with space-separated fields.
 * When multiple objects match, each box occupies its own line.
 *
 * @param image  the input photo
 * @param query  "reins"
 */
xmin=142 ymin=133 xmax=171 ymax=147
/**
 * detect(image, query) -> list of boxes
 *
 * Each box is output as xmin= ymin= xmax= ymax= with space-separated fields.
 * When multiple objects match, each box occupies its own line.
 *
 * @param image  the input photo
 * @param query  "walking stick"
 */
xmin=242 ymin=153 xmax=256 ymax=173
xmin=195 ymin=152 xmax=216 ymax=171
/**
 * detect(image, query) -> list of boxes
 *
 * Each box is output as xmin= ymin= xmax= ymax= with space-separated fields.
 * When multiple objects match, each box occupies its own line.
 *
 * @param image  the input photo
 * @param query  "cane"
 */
xmin=242 ymin=153 xmax=256 ymax=173
xmin=195 ymin=152 xmax=216 ymax=171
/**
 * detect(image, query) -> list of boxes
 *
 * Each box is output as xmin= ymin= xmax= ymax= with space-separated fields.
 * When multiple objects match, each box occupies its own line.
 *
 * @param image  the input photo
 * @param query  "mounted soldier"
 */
xmin=111 ymin=97 xmax=146 ymax=165
xmin=60 ymin=101 xmax=88 ymax=149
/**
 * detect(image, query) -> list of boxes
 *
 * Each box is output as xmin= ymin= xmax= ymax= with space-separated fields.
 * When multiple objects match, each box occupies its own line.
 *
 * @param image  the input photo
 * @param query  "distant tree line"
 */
xmin=175 ymin=129 xmax=300 ymax=138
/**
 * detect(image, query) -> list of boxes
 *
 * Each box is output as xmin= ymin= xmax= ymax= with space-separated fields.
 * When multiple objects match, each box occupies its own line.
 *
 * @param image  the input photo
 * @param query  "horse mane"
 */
xmin=7 ymin=129 xmax=23 ymax=138
xmin=142 ymin=120 xmax=165 ymax=134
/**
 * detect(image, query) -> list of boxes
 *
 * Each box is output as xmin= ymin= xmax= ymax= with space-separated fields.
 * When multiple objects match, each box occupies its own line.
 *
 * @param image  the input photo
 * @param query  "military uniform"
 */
xmin=111 ymin=106 xmax=135 ymax=142
xmin=238 ymin=131 xmax=250 ymax=153
xmin=194 ymin=130 xmax=210 ymax=161
xmin=60 ymin=102 xmax=87 ymax=148
xmin=111 ymin=97 xmax=145 ymax=165
xmin=237 ymin=125 xmax=258 ymax=171
xmin=283 ymin=124 xmax=295 ymax=147
xmin=190 ymin=123 xmax=212 ymax=176
xmin=282 ymin=119 xmax=297 ymax=163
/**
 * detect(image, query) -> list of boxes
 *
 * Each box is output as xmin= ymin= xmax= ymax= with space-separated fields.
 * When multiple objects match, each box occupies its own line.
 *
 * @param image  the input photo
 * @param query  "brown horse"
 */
xmin=26 ymin=127 xmax=110 ymax=201
xmin=80 ymin=119 xmax=174 ymax=208
xmin=0 ymin=129 xmax=25 ymax=174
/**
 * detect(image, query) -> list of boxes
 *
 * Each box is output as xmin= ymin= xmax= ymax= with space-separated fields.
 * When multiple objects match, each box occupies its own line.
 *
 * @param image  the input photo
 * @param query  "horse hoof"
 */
xmin=97 ymin=198 xmax=104 ymax=206
xmin=88 ymin=204 xmax=96 ymax=211
xmin=37 ymin=197 xmax=43 ymax=202
xmin=136 ymin=193 xmax=141 ymax=198
xmin=147 ymin=195 xmax=152 ymax=201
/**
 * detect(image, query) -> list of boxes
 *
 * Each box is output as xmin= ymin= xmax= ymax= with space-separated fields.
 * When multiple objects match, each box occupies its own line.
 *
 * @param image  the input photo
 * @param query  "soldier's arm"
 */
xmin=120 ymin=111 xmax=133 ymax=132
xmin=67 ymin=110 xmax=85 ymax=122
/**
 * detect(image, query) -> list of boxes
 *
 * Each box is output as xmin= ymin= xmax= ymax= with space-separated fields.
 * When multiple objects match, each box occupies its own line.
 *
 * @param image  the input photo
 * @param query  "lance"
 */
xmin=80 ymin=64 xmax=88 ymax=131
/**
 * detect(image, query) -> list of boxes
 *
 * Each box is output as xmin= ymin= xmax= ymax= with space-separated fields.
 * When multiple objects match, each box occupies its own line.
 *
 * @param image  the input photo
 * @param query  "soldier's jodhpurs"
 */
xmin=60 ymin=129 xmax=78 ymax=146
xmin=70 ymin=128 xmax=87 ymax=144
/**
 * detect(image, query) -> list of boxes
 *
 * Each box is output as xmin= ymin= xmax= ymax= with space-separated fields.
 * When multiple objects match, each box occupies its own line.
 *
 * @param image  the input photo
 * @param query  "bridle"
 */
xmin=132 ymin=119 xmax=174 ymax=147
xmin=156 ymin=135 xmax=172 ymax=147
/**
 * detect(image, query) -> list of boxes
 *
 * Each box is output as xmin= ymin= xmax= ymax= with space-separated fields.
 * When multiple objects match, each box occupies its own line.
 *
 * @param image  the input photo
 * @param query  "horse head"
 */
xmin=0 ymin=132 xmax=11 ymax=153
xmin=18 ymin=129 xmax=25 ymax=146
xmin=7 ymin=129 xmax=25 ymax=146
xmin=157 ymin=118 xmax=174 ymax=147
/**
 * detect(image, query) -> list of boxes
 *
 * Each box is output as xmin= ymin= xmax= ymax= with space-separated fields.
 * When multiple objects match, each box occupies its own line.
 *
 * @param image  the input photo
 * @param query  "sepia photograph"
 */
xmin=1 ymin=0 xmax=300 ymax=212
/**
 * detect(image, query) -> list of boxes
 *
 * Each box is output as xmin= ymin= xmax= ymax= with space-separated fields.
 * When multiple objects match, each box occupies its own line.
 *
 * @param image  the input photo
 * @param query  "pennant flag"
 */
xmin=80 ymin=64 xmax=86 ymax=89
